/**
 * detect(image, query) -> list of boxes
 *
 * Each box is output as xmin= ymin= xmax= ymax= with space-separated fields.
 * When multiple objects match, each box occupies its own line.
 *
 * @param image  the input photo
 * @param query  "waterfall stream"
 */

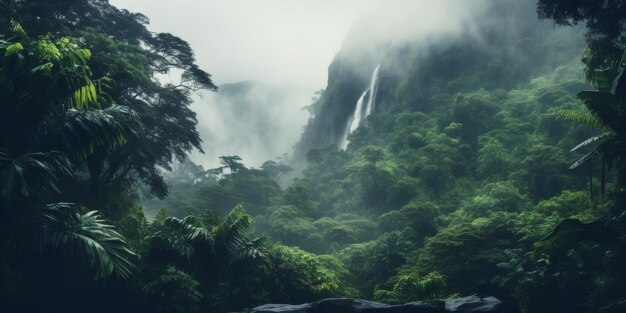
xmin=338 ymin=64 xmax=381 ymax=150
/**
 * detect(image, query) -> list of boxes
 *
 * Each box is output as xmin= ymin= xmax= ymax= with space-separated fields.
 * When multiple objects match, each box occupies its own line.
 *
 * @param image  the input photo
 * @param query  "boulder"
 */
xmin=310 ymin=298 xmax=441 ymax=313
xmin=445 ymin=295 xmax=503 ymax=312
xmin=242 ymin=303 xmax=311 ymax=313
xmin=240 ymin=294 xmax=506 ymax=313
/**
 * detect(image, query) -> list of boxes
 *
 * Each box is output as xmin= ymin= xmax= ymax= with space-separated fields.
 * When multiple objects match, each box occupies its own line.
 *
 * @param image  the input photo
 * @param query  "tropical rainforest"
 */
xmin=1 ymin=0 xmax=626 ymax=313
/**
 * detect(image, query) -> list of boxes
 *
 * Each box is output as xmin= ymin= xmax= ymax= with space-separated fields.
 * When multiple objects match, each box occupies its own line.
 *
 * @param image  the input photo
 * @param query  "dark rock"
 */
xmin=388 ymin=301 xmax=443 ymax=313
xmin=445 ymin=295 xmax=503 ymax=312
xmin=242 ymin=303 xmax=311 ymax=313
xmin=312 ymin=298 xmax=388 ymax=312
xmin=240 ymin=295 xmax=505 ymax=313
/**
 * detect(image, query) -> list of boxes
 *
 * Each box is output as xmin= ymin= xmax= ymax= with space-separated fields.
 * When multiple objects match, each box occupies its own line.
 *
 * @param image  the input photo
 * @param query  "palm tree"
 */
xmin=555 ymin=51 xmax=626 ymax=197
xmin=0 ymin=22 xmax=138 ymax=279
xmin=145 ymin=205 xmax=268 ymax=274
xmin=142 ymin=205 xmax=268 ymax=311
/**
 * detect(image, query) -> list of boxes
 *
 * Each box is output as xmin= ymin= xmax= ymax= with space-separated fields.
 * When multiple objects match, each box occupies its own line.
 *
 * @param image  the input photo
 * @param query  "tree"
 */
xmin=145 ymin=205 xmax=267 ymax=278
xmin=537 ymin=0 xmax=626 ymax=81
xmin=0 ymin=0 xmax=217 ymax=203
xmin=476 ymin=137 xmax=512 ymax=179
xmin=556 ymin=62 xmax=626 ymax=191
xmin=0 ymin=23 xmax=136 ymax=310
xmin=416 ymin=133 xmax=465 ymax=197
xmin=450 ymin=89 xmax=498 ymax=149
xmin=537 ymin=2 xmax=626 ymax=193
xmin=144 ymin=205 xmax=274 ymax=312
xmin=261 ymin=159 xmax=293 ymax=178
xmin=219 ymin=155 xmax=246 ymax=174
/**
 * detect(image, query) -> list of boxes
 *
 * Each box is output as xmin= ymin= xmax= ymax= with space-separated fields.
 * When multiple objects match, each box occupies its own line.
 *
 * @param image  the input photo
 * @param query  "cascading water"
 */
xmin=338 ymin=64 xmax=381 ymax=150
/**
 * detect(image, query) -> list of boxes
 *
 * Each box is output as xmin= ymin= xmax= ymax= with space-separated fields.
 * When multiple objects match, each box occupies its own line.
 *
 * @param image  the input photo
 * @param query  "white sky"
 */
xmin=109 ymin=0 xmax=391 ymax=88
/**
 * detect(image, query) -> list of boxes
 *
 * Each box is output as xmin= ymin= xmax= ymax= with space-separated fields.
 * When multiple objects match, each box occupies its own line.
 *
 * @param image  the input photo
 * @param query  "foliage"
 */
xmin=0 ymin=0 xmax=217 ymax=203
xmin=266 ymin=245 xmax=355 ymax=303
xmin=142 ymin=266 xmax=203 ymax=313
xmin=4 ymin=1 xmax=626 ymax=313
xmin=36 ymin=203 xmax=136 ymax=279
xmin=557 ymin=59 xmax=626 ymax=201
xmin=373 ymin=272 xmax=448 ymax=304
xmin=0 ymin=23 xmax=138 ymax=312
xmin=537 ymin=0 xmax=626 ymax=81
xmin=0 ymin=22 xmax=136 ymax=271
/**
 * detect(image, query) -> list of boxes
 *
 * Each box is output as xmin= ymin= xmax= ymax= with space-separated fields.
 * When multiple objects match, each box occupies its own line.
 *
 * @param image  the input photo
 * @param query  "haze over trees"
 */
xmin=1 ymin=1 xmax=625 ymax=313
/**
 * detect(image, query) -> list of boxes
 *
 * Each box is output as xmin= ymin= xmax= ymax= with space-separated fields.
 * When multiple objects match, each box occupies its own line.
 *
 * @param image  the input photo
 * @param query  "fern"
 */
xmin=551 ymin=109 xmax=612 ymax=132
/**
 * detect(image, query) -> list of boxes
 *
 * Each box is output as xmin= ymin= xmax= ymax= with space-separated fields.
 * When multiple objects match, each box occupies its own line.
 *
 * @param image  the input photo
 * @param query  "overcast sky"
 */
xmin=107 ymin=1 xmax=386 ymax=167
xmin=109 ymin=0 xmax=397 ymax=88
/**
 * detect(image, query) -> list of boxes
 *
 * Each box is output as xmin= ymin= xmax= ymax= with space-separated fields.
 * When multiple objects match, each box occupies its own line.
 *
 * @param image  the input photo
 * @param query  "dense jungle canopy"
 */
xmin=1 ymin=1 xmax=625 ymax=312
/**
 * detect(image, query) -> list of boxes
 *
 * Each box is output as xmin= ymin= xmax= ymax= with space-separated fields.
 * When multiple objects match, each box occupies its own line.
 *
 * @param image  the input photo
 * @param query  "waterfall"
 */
xmin=338 ymin=64 xmax=381 ymax=150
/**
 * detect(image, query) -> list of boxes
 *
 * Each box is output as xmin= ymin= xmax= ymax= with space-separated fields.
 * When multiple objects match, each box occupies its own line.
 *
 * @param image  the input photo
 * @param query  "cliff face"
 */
xmin=291 ymin=0 xmax=583 ymax=165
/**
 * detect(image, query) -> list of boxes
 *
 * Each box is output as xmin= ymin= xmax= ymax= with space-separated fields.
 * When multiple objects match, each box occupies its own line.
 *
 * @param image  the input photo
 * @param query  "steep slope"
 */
xmin=293 ymin=0 xmax=583 ymax=163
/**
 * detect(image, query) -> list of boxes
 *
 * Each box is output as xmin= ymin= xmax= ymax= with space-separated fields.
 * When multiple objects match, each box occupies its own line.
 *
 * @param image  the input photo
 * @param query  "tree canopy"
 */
xmin=0 ymin=0 xmax=217 ymax=202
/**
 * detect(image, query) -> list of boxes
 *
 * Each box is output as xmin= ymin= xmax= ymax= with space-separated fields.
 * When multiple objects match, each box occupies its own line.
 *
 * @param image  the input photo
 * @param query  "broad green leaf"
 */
xmin=4 ymin=42 xmax=23 ymax=56
xmin=31 ymin=62 xmax=54 ymax=76
xmin=534 ymin=219 xmax=616 ymax=257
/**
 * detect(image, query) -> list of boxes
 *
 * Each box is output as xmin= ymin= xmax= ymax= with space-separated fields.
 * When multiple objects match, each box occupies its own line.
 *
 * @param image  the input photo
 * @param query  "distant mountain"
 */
xmin=192 ymin=80 xmax=308 ymax=168
xmin=291 ymin=0 xmax=584 ymax=164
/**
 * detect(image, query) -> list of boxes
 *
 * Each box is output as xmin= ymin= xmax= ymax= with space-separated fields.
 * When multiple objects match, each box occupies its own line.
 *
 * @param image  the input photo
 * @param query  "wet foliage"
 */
xmin=1 ymin=1 xmax=626 ymax=313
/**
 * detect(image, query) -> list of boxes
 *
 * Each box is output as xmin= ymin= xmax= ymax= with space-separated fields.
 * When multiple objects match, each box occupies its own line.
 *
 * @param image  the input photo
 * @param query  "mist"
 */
xmin=109 ymin=0 xmax=494 ymax=169
xmin=188 ymin=82 xmax=309 ymax=168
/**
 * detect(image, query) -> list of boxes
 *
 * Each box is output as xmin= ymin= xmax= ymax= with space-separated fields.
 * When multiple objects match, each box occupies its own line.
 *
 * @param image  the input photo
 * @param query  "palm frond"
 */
xmin=552 ymin=109 xmax=612 ymax=132
xmin=569 ymin=151 xmax=598 ymax=170
xmin=571 ymin=132 xmax=614 ymax=152
xmin=65 ymin=78 xmax=115 ymax=110
xmin=217 ymin=205 xmax=270 ymax=266
xmin=147 ymin=215 xmax=213 ymax=261
xmin=223 ymin=204 xmax=253 ymax=237
xmin=180 ymin=216 xmax=212 ymax=242
xmin=229 ymin=237 xmax=269 ymax=268
xmin=55 ymin=105 xmax=142 ymax=159
xmin=0 ymin=150 xmax=72 ymax=202
xmin=36 ymin=203 xmax=136 ymax=279
xmin=534 ymin=218 xmax=617 ymax=257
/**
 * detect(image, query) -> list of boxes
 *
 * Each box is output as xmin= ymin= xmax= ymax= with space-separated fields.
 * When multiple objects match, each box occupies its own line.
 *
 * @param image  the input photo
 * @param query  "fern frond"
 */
xmin=552 ymin=109 xmax=611 ymax=132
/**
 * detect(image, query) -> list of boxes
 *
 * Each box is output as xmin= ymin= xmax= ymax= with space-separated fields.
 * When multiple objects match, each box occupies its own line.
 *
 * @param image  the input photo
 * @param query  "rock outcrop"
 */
xmin=235 ymin=294 xmax=508 ymax=313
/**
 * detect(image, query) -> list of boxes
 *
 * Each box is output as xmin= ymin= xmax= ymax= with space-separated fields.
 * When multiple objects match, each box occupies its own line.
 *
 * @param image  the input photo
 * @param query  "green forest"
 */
xmin=1 ymin=1 xmax=625 ymax=313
